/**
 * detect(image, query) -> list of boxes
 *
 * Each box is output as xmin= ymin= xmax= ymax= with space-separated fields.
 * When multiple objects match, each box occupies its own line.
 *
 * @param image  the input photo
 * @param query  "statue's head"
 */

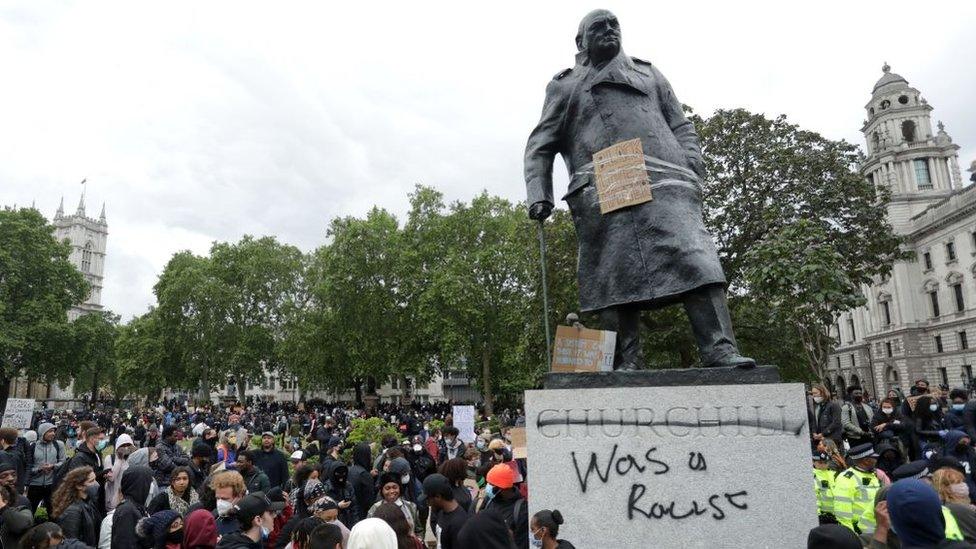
xmin=575 ymin=9 xmax=621 ymax=64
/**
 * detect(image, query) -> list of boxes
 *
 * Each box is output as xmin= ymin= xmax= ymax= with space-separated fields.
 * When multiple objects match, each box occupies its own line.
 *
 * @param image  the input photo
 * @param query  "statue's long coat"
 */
xmin=524 ymin=51 xmax=726 ymax=313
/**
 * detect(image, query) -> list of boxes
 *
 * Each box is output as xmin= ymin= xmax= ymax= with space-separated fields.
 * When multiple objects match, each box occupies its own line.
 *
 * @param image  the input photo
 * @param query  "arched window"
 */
xmin=835 ymin=375 xmax=847 ymax=397
xmin=885 ymin=366 xmax=900 ymax=392
xmin=872 ymin=131 xmax=880 ymax=150
xmin=81 ymin=242 xmax=93 ymax=273
xmin=850 ymin=374 xmax=861 ymax=390
xmin=902 ymin=120 xmax=917 ymax=142
xmin=878 ymin=292 xmax=893 ymax=326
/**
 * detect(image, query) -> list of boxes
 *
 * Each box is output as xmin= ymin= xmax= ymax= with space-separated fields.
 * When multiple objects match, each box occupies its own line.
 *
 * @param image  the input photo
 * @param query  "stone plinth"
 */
xmin=524 ymin=382 xmax=816 ymax=549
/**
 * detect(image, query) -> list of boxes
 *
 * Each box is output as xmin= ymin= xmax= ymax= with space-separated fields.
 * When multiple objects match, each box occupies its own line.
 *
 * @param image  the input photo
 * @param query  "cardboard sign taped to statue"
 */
xmin=592 ymin=138 xmax=653 ymax=214
xmin=551 ymin=325 xmax=616 ymax=372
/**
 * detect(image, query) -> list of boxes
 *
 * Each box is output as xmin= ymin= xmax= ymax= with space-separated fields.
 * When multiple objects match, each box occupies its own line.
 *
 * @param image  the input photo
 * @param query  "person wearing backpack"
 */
xmin=27 ymin=422 xmax=66 ymax=514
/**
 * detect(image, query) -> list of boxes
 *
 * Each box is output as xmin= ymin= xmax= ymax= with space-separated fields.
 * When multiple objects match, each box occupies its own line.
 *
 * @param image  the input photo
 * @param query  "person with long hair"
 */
xmin=285 ymin=516 xmax=324 ymax=549
xmin=809 ymin=384 xmax=843 ymax=450
xmin=148 ymin=466 xmax=200 ymax=516
xmin=216 ymin=431 xmax=238 ymax=470
xmin=437 ymin=458 xmax=473 ymax=513
xmin=933 ymin=467 xmax=976 ymax=543
xmin=531 ymin=509 xmax=575 ymax=549
xmin=912 ymin=395 xmax=947 ymax=459
xmin=52 ymin=466 xmax=103 ymax=547
xmin=373 ymin=501 xmax=422 ymax=549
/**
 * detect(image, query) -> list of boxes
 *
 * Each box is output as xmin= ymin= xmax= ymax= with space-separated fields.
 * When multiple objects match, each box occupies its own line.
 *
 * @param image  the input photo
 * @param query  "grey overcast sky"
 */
xmin=2 ymin=1 xmax=975 ymax=321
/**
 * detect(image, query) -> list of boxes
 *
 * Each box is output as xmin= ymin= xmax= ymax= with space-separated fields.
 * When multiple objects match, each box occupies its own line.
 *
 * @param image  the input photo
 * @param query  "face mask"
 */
xmin=881 ymin=408 xmax=893 ymax=415
xmin=853 ymin=396 xmax=863 ymax=403
xmin=96 ymin=440 xmax=108 ymax=451
xmin=216 ymin=499 xmax=234 ymax=516
xmin=485 ymin=484 xmax=496 ymax=500
xmin=413 ymin=444 xmax=423 ymax=453
xmin=930 ymin=404 xmax=939 ymax=412
xmin=85 ymin=484 xmax=99 ymax=500
xmin=401 ymin=474 xmax=410 ymax=484
xmin=812 ymin=396 xmax=824 ymax=404
xmin=530 ymin=530 xmax=544 ymax=548
xmin=260 ymin=525 xmax=270 ymax=541
xmin=166 ymin=529 xmax=183 ymax=544
xmin=953 ymin=403 xmax=966 ymax=411
xmin=445 ymin=437 xmax=454 ymax=445
xmin=951 ymin=482 xmax=970 ymax=500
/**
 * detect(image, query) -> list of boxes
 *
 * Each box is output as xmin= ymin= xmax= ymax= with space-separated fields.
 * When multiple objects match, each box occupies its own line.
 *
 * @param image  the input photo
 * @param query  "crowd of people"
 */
xmin=807 ymin=378 xmax=976 ymax=548
xmin=0 ymin=399 xmax=573 ymax=549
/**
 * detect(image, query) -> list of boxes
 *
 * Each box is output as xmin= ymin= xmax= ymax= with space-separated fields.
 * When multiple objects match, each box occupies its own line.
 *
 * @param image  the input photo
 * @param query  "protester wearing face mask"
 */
xmin=479 ymin=464 xmax=529 ymax=549
xmin=112 ymin=465 xmax=156 ymax=548
xmin=530 ymin=509 xmax=575 ymax=549
xmin=211 ymin=470 xmax=247 ymax=536
xmin=933 ymin=467 xmax=976 ymax=543
xmin=215 ymin=492 xmax=283 ymax=549
xmin=439 ymin=428 xmax=465 ymax=463
xmin=946 ymin=389 xmax=974 ymax=434
xmin=809 ymin=384 xmax=843 ymax=451
xmin=842 ymin=386 xmax=875 ymax=449
xmin=323 ymin=460 xmax=359 ymax=528
xmin=834 ymin=443 xmax=883 ymax=536
xmin=65 ymin=427 xmax=108 ymax=479
xmin=913 ymin=395 xmax=948 ymax=460
xmin=52 ymin=466 xmax=103 ymax=547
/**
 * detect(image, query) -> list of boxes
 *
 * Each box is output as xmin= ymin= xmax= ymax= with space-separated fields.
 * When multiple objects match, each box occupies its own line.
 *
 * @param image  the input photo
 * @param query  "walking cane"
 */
xmin=536 ymin=219 xmax=552 ymax=371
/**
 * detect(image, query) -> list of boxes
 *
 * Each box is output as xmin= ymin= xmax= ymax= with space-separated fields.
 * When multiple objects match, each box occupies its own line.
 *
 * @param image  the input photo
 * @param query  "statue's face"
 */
xmin=582 ymin=11 xmax=620 ymax=62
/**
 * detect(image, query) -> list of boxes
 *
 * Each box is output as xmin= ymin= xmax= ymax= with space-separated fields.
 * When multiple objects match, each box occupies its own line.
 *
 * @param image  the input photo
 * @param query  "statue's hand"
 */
xmin=528 ymin=201 xmax=553 ymax=221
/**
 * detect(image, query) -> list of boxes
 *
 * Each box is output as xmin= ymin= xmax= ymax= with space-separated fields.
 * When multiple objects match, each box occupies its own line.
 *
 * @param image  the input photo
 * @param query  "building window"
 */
xmin=915 ymin=159 xmax=932 ymax=188
xmin=930 ymin=290 xmax=941 ymax=317
xmin=965 ymin=365 xmax=973 ymax=385
xmin=954 ymin=283 xmax=966 ymax=312
xmin=902 ymin=120 xmax=917 ymax=142
xmin=971 ymin=230 xmax=976 ymax=251
xmin=835 ymin=356 xmax=841 ymax=370
xmin=886 ymin=341 xmax=893 ymax=357
xmin=924 ymin=252 xmax=933 ymax=271
xmin=939 ymin=367 xmax=949 ymax=386
xmin=81 ymin=242 xmax=93 ymax=273
xmin=936 ymin=335 xmax=944 ymax=353
xmin=850 ymin=353 xmax=856 ymax=368
xmin=962 ymin=331 xmax=969 ymax=350
xmin=848 ymin=318 xmax=856 ymax=342
xmin=391 ymin=378 xmax=399 ymax=390
xmin=947 ymin=241 xmax=957 ymax=262
xmin=881 ymin=301 xmax=892 ymax=326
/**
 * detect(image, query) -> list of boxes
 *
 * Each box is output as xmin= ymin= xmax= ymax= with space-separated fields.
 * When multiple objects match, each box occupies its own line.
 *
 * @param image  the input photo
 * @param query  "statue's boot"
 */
xmin=599 ymin=305 xmax=646 ymax=371
xmin=684 ymin=284 xmax=756 ymax=369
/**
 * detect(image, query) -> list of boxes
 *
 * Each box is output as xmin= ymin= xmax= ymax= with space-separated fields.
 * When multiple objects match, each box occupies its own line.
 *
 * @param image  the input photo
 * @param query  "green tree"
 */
xmin=112 ymin=309 xmax=171 ymax=405
xmin=69 ymin=311 xmax=119 ymax=406
xmin=0 ymin=207 xmax=88 ymax=411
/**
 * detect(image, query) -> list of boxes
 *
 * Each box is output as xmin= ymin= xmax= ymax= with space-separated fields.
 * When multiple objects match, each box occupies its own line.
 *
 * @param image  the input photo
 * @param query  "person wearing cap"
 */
xmin=253 ymin=432 xmax=289 ymax=492
xmin=156 ymin=425 xmax=191 ymax=488
xmin=479 ymin=463 xmax=528 ymax=549
xmin=236 ymin=451 xmax=271 ymax=495
xmin=892 ymin=460 xmax=933 ymax=482
xmin=812 ymin=451 xmax=836 ymax=519
xmin=834 ymin=443 xmax=883 ymax=535
xmin=368 ymin=472 xmax=420 ymax=535
xmin=215 ymin=491 xmax=283 ymax=549
xmin=424 ymin=473 xmax=468 ymax=549
xmin=26 ymin=421 xmax=66 ymax=513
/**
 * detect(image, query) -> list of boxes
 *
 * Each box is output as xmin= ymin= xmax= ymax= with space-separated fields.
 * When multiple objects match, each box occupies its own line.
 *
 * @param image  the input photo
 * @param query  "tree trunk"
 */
xmin=0 ymin=377 xmax=10 ymax=419
xmin=197 ymin=359 xmax=211 ymax=404
xmin=353 ymin=380 xmax=363 ymax=406
xmin=678 ymin=346 xmax=694 ymax=368
xmin=482 ymin=345 xmax=493 ymax=416
xmin=89 ymin=372 xmax=99 ymax=410
xmin=236 ymin=377 xmax=246 ymax=404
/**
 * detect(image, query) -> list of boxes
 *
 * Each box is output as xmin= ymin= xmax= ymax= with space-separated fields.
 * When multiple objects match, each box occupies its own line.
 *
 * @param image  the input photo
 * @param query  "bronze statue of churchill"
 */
xmin=524 ymin=9 xmax=755 ymax=371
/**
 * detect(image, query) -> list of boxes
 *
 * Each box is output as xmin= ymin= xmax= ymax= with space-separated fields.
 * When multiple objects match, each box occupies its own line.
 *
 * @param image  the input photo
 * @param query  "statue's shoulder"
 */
xmin=631 ymin=56 xmax=653 ymax=66
xmin=552 ymin=67 xmax=573 ymax=80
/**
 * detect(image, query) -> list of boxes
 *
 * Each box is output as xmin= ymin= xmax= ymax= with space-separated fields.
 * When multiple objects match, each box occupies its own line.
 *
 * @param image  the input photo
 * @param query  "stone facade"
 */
xmin=827 ymin=64 xmax=972 ymax=398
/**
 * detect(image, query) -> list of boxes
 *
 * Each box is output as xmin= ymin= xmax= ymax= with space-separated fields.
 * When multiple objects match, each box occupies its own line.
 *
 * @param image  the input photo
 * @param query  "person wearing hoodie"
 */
xmin=183 ymin=508 xmax=219 ymax=549
xmin=346 ymin=518 xmax=397 ymax=549
xmin=323 ymin=461 xmax=358 ymax=528
xmin=456 ymin=510 xmax=517 ymax=549
xmin=943 ymin=431 xmax=976 ymax=499
xmin=349 ymin=443 xmax=375 ymax=523
xmin=875 ymin=479 xmax=972 ymax=548
xmin=215 ymin=492 xmax=282 ymax=549
xmin=876 ymin=440 xmax=906 ymax=481
xmin=252 ymin=433 xmax=290 ymax=492
xmin=112 ymin=465 xmax=156 ymax=549
xmin=385 ymin=457 xmax=418 ymax=504
xmin=27 ymin=421 xmax=66 ymax=513
xmin=807 ymin=523 xmax=862 ymax=549
xmin=105 ymin=434 xmax=137 ymax=512
xmin=947 ymin=389 xmax=971 ymax=432
xmin=139 ymin=509 xmax=184 ymax=549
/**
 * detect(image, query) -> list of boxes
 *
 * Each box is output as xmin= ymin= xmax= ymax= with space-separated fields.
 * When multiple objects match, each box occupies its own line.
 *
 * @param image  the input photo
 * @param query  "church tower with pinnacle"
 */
xmin=861 ymin=62 xmax=964 ymax=233
xmin=52 ymin=192 xmax=108 ymax=321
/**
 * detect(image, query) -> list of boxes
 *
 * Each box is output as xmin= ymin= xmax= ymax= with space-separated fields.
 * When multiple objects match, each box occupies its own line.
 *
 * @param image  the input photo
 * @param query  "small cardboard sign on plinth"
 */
xmin=552 ymin=325 xmax=616 ymax=373
xmin=593 ymin=138 xmax=652 ymax=214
